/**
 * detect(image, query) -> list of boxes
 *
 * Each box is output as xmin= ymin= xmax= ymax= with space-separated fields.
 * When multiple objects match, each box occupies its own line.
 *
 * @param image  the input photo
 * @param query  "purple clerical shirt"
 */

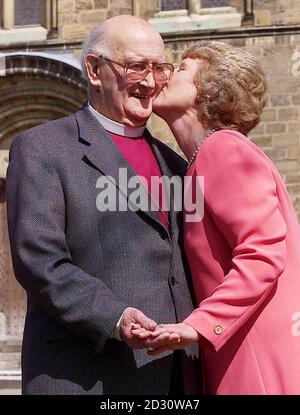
xmin=109 ymin=132 xmax=169 ymax=230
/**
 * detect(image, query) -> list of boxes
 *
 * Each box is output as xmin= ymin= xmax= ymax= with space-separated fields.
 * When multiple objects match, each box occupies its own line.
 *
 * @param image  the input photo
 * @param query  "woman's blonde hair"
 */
xmin=183 ymin=41 xmax=267 ymax=135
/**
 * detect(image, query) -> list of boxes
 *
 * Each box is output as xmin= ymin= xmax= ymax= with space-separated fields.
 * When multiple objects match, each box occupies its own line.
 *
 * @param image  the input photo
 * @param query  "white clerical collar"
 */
xmin=88 ymin=103 xmax=146 ymax=137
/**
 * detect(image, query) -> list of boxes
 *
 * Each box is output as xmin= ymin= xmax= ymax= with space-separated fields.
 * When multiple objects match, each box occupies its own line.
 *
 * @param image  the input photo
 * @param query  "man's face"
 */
xmin=95 ymin=32 xmax=166 ymax=127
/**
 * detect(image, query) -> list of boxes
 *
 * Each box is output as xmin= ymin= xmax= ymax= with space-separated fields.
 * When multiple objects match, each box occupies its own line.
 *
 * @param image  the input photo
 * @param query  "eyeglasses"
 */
xmin=98 ymin=56 xmax=174 ymax=84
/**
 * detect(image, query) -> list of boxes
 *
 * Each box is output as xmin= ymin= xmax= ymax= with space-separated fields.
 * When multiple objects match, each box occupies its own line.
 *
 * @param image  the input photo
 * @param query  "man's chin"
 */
xmin=127 ymin=109 xmax=152 ymax=125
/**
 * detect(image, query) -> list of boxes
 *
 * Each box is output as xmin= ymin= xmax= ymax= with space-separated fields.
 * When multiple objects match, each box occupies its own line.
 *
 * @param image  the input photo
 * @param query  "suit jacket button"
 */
xmin=170 ymin=276 xmax=175 ymax=285
xmin=160 ymin=232 xmax=167 ymax=240
xmin=214 ymin=325 xmax=223 ymax=335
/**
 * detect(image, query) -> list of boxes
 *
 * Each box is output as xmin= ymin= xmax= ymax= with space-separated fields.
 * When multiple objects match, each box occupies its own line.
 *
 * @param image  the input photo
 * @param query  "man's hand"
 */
xmin=119 ymin=307 xmax=157 ymax=349
xmin=131 ymin=323 xmax=199 ymax=355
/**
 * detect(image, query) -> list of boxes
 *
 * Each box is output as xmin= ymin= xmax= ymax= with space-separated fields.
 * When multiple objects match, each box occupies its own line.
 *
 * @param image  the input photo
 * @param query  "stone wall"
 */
xmin=246 ymin=34 xmax=300 ymax=221
xmin=59 ymin=0 xmax=160 ymax=39
xmin=254 ymin=0 xmax=300 ymax=26
xmin=231 ymin=0 xmax=300 ymax=25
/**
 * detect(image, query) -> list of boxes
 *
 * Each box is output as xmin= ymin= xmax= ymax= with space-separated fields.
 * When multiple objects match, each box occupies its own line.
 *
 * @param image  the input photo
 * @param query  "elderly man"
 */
xmin=6 ymin=15 xmax=199 ymax=395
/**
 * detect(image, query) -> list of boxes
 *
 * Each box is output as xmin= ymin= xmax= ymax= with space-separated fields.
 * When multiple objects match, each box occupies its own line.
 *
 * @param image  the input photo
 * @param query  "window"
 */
xmin=0 ymin=0 xmax=57 ymax=42
xmin=14 ymin=0 xmax=42 ymax=26
xmin=201 ymin=0 xmax=230 ymax=7
xmin=150 ymin=0 xmax=241 ymax=33
xmin=161 ymin=0 xmax=231 ymax=11
xmin=0 ymin=0 xmax=57 ymax=30
xmin=161 ymin=0 xmax=188 ymax=11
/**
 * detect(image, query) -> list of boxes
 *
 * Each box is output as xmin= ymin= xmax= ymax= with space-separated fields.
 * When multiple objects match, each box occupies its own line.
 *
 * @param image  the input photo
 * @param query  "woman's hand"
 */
xmin=131 ymin=322 xmax=200 ymax=356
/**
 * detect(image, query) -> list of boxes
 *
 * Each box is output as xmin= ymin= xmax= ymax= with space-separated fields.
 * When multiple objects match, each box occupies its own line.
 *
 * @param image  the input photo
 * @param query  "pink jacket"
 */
xmin=183 ymin=129 xmax=300 ymax=394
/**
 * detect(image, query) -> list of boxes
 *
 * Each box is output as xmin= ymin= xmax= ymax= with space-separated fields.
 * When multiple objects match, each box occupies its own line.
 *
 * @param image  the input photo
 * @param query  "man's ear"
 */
xmin=85 ymin=55 xmax=102 ymax=89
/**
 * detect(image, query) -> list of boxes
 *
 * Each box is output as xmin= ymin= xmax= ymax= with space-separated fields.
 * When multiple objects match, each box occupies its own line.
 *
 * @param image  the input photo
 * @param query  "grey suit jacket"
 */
xmin=6 ymin=104 xmax=200 ymax=395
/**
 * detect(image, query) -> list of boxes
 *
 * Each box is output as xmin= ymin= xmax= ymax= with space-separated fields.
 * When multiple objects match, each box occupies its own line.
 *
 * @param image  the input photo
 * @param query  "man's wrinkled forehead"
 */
xmin=115 ymin=41 xmax=166 ymax=63
xmin=108 ymin=25 xmax=166 ymax=63
xmin=124 ymin=51 xmax=167 ymax=64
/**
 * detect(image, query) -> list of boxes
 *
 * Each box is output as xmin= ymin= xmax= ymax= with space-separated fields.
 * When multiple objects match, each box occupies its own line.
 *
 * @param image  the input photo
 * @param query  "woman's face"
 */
xmin=153 ymin=58 xmax=201 ymax=116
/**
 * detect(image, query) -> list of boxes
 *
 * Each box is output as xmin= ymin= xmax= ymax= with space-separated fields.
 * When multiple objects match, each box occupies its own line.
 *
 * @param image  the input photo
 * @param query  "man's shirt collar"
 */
xmin=88 ymin=103 xmax=146 ymax=137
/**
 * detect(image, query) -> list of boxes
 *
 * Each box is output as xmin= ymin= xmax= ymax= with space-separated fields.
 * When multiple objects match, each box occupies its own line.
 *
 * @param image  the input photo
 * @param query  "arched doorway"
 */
xmin=0 ymin=52 xmax=87 ymax=340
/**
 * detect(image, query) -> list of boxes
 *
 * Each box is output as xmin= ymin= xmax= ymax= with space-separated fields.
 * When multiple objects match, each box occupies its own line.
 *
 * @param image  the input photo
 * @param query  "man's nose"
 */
xmin=140 ymin=70 xmax=156 ymax=89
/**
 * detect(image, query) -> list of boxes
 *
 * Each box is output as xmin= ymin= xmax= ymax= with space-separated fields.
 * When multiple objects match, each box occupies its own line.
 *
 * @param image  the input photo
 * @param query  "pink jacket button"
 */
xmin=214 ymin=325 xmax=223 ymax=335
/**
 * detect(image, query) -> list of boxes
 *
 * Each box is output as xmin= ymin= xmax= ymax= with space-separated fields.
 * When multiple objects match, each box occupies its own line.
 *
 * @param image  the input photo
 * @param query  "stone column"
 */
xmin=132 ymin=0 xmax=159 ymax=19
xmin=188 ymin=0 xmax=201 ymax=16
xmin=3 ymin=0 xmax=15 ymax=30
xmin=0 ymin=198 xmax=26 ymax=338
xmin=0 ymin=312 xmax=6 ymax=337
xmin=0 ymin=152 xmax=8 ymax=180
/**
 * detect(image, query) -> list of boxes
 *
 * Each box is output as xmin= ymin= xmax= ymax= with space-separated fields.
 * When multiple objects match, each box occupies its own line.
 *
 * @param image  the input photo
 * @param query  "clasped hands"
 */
xmin=119 ymin=307 xmax=199 ymax=355
xmin=131 ymin=322 xmax=199 ymax=355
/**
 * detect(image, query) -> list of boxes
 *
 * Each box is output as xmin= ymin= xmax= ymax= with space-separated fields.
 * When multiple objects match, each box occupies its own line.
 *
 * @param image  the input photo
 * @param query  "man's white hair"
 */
xmin=80 ymin=23 xmax=112 ymax=79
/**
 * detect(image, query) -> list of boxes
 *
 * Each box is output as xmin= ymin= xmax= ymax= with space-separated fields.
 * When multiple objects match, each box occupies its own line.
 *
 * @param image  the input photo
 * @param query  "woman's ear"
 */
xmin=85 ymin=55 xmax=102 ymax=89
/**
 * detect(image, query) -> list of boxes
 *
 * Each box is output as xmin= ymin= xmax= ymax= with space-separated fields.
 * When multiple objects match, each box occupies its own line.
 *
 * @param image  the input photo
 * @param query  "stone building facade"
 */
xmin=0 ymin=0 xmax=300 ymax=393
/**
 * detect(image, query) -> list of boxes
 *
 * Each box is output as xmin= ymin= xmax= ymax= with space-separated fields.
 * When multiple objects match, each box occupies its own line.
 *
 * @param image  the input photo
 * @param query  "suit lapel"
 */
xmin=145 ymin=130 xmax=179 ymax=235
xmin=75 ymin=105 xmax=168 ymax=231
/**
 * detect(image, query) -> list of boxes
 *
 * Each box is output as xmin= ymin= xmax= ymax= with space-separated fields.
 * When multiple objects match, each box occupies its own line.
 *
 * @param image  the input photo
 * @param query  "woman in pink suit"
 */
xmin=133 ymin=41 xmax=300 ymax=394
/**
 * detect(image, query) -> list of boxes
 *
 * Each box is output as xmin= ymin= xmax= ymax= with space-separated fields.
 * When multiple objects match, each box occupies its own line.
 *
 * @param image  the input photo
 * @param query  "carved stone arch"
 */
xmin=0 ymin=52 xmax=87 ymax=339
xmin=0 ymin=52 xmax=87 ymax=149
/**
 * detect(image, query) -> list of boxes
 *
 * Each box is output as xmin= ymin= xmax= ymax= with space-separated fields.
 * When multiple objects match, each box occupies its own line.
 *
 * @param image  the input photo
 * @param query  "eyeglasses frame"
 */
xmin=97 ymin=55 xmax=174 ymax=84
